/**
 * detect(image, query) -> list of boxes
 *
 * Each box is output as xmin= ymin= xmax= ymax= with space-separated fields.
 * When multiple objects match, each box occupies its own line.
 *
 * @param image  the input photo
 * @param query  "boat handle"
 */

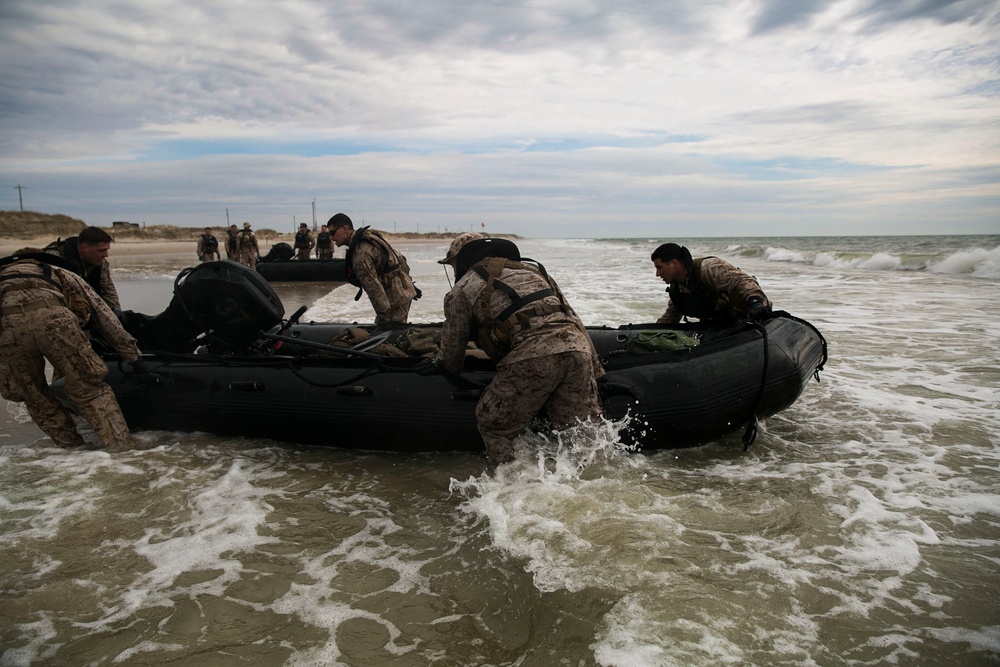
xmin=229 ymin=381 xmax=264 ymax=391
xmin=336 ymin=385 xmax=373 ymax=396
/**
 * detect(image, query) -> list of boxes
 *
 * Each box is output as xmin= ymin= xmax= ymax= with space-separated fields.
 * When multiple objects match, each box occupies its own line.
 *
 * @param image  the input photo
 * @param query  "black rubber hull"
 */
xmin=256 ymin=258 xmax=346 ymax=282
xmin=103 ymin=315 xmax=826 ymax=453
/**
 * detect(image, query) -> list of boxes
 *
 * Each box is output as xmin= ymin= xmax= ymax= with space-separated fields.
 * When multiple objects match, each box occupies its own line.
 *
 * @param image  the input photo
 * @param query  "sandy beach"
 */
xmin=1 ymin=234 xmax=453 ymax=259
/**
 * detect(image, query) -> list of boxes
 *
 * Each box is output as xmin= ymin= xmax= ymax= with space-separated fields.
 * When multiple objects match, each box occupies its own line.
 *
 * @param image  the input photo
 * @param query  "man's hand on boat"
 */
xmin=747 ymin=297 xmax=772 ymax=323
xmin=129 ymin=359 xmax=166 ymax=384
xmin=414 ymin=356 xmax=441 ymax=376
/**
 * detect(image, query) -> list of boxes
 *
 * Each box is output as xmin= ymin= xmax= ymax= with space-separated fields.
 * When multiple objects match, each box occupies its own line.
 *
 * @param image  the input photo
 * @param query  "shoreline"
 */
xmin=1 ymin=235 xmax=470 ymax=258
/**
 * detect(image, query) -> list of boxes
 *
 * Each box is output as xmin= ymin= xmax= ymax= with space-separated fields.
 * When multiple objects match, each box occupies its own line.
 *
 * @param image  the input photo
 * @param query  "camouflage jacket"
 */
xmin=0 ymin=259 xmax=141 ymax=362
xmin=658 ymin=257 xmax=770 ymax=324
xmin=346 ymin=229 xmax=416 ymax=322
xmin=438 ymin=263 xmax=603 ymax=377
xmin=46 ymin=237 xmax=121 ymax=310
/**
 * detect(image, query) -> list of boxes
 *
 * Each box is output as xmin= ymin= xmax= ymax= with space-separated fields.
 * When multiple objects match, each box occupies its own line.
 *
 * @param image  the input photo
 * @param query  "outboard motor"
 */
xmin=122 ymin=260 xmax=284 ymax=353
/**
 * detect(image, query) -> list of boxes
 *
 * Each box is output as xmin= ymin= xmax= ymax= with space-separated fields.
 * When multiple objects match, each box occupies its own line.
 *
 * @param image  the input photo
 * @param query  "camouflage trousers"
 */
xmin=294 ymin=247 xmax=311 ymax=260
xmin=375 ymin=298 xmax=412 ymax=326
xmin=0 ymin=309 xmax=134 ymax=450
xmin=476 ymin=350 xmax=603 ymax=469
xmin=238 ymin=247 xmax=257 ymax=268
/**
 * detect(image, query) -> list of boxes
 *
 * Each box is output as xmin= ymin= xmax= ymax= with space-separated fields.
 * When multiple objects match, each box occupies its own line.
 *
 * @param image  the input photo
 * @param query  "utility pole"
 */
xmin=226 ymin=208 xmax=230 ymax=226
xmin=312 ymin=199 xmax=317 ymax=231
xmin=15 ymin=185 xmax=24 ymax=211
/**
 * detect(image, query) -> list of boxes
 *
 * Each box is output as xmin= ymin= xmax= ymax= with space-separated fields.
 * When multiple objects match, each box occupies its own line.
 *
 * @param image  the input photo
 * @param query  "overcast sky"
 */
xmin=1 ymin=0 xmax=998 ymax=237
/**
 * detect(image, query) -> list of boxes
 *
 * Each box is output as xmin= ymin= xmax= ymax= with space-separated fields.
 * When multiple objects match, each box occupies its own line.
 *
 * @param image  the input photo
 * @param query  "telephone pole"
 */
xmin=15 ymin=185 xmax=24 ymax=211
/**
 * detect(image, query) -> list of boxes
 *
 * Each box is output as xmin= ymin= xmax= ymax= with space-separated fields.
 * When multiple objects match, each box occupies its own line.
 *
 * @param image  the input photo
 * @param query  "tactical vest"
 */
xmin=316 ymin=231 xmax=331 ymax=248
xmin=344 ymin=227 xmax=408 ymax=290
xmin=43 ymin=237 xmax=105 ymax=301
xmin=201 ymin=234 xmax=219 ymax=253
xmin=0 ymin=258 xmax=90 ymax=325
xmin=668 ymin=257 xmax=730 ymax=321
xmin=469 ymin=257 xmax=575 ymax=361
xmin=227 ymin=230 xmax=239 ymax=251
xmin=239 ymin=230 xmax=255 ymax=246
xmin=294 ymin=230 xmax=311 ymax=248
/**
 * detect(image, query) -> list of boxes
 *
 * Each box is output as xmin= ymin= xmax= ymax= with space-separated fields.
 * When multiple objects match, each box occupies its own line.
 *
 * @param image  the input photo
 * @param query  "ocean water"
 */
xmin=1 ymin=235 xmax=998 ymax=666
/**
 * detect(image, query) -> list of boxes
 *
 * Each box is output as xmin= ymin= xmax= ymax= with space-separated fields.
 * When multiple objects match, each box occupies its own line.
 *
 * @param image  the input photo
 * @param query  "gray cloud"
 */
xmin=752 ymin=0 xmax=999 ymax=33
xmin=0 ymin=0 xmax=997 ymax=236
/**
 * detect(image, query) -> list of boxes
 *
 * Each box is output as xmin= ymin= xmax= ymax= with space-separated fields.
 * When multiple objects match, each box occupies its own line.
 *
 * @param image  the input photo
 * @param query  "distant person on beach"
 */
xmin=226 ymin=224 xmax=239 ymax=260
xmin=0 ymin=249 xmax=156 ymax=451
xmin=237 ymin=222 xmax=261 ymax=269
xmin=422 ymin=233 xmax=604 ymax=471
xmin=328 ymin=213 xmax=419 ymax=325
xmin=44 ymin=226 xmax=120 ymax=310
xmin=315 ymin=224 xmax=333 ymax=259
xmin=197 ymin=227 xmax=220 ymax=262
xmin=293 ymin=223 xmax=315 ymax=260
xmin=651 ymin=243 xmax=771 ymax=324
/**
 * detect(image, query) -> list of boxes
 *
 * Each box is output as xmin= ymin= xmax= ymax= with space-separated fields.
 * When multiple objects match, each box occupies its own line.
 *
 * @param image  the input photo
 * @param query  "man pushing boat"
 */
xmin=420 ymin=233 xmax=604 ymax=471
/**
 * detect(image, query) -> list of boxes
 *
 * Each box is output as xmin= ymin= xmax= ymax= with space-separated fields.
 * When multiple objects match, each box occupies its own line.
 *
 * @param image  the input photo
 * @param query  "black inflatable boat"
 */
xmin=112 ymin=261 xmax=827 ymax=453
xmin=256 ymin=242 xmax=346 ymax=282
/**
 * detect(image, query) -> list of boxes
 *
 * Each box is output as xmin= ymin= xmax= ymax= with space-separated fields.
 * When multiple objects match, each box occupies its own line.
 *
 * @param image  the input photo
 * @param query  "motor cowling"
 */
xmin=122 ymin=260 xmax=284 ymax=352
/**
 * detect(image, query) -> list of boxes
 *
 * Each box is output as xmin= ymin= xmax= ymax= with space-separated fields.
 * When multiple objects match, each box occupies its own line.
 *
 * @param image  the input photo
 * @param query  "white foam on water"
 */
xmin=3 ymin=235 xmax=998 ymax=665
xmin=929 ymin=245 xmax=1000 ymax=279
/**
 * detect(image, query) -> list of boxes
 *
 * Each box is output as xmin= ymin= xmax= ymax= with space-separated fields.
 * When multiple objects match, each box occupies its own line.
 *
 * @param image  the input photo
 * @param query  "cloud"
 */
xmin=1 ymin=0 xmax=998 ymax=236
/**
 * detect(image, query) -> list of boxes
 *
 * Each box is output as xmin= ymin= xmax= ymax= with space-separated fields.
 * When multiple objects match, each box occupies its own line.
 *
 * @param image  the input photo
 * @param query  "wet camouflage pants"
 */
xmin=476 ymin=350 xmax=603 ymax=468
xmin=0 ymin=309 xmax=133 ymax=450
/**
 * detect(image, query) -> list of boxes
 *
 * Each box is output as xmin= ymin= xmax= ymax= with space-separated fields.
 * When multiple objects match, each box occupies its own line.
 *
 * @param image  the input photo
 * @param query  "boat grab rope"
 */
xmin=741 ymin=321 xmax=769 ymax=451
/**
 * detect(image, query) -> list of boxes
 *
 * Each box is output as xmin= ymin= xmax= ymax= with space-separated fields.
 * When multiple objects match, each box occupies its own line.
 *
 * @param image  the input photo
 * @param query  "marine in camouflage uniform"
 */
xmin=0 ymin=252 xmax=144 ymax=451
xmin=328 ymin=213 xmax=418 ymax=325
xmin=226 ymin=224 xmax=240 ymax=260
xmin=315 ymin=225 xmax=333 ymax=259
xmin=45 ymin=226 xmax=121 ymax=310
xmin=237 ymin=222 xmax=260 ymax=268
xmin=293 ymin=224 xmax=315 ymax=260
xmin=197 ymin=227 xmax=221 ymax=262
xmin=434 ymin=233 xmax=604 ymax=469
xmin=652 ymin=243 xmax=772 ymax=324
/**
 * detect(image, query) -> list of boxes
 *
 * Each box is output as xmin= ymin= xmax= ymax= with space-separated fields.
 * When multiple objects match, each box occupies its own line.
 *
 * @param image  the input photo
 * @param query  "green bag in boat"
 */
xmin=396 ymin=327 xmax=442 ymax=356
xmin=627 ymin=330 xmax=700 ymax=354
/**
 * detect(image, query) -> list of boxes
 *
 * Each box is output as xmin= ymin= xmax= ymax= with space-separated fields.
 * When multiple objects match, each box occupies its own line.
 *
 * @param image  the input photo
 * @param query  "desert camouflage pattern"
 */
xmin=438 ymin=264 xmax=604 ymax=467
xmin=658 ymin=256 xmax=770 ymax=324
xmin=0 ymin=260 xmax=142 ymax=451
xmin=350 ymin=232 xmax=417 ymax=324
xmin=197 ymin=234 xmax=221 ymax=262
xmin=293 ymin=229 xmax=315 ymax=260
xmin=226 ymin=229 xmax=239 ymax=260
xmin=237 ymin=229 xmax=260 ymax=268
xmin=47 ymin=243 xmax=121 ymax=310
xmin=475 ymin=351 xmax=603 ymax=467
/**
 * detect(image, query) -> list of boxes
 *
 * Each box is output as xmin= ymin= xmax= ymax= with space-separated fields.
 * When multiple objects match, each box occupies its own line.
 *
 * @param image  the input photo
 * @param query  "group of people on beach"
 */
xmin=197 ymin=221 xmax=336 ymax=266
xmin=0 ymin=217 xmax=771 ymax=471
